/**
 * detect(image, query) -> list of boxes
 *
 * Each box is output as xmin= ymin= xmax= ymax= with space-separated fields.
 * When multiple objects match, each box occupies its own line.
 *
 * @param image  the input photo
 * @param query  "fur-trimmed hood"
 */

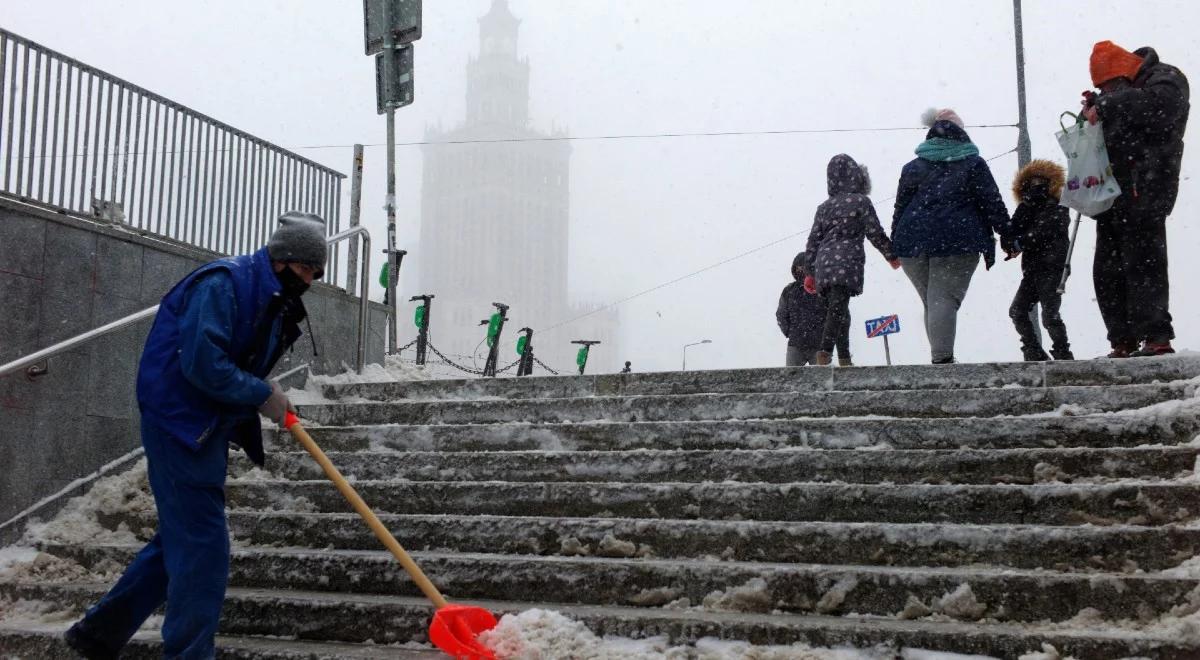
xmin=1012 ymin=159 xmax=1066 ymax=202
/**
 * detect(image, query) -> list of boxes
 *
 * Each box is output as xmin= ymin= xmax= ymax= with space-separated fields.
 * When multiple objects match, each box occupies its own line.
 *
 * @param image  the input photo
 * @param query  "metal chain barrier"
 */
xmin=394 ymin=338 xmax=419 ymax=353
xmin=495 ymin=358 xmax=522 ymax=374
xmin=532 ymin=356 xmax=562 ymax=376
xmin=427 ymin=342 xmax=487 ymax=376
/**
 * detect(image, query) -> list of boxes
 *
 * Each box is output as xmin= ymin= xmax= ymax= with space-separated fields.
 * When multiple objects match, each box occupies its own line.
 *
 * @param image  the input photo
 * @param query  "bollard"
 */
xmin=481 ymin=303 xmax=510 ymax=377
xmin=409 ymin=294 xmax=434 ymax=366
xmin=571 ymin=340 xmax=601 ymax=375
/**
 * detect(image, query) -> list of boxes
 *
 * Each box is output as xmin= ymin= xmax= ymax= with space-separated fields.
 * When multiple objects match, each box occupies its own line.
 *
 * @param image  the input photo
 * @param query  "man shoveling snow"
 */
xmin=62 ymin=212 xmax=326 ymax=659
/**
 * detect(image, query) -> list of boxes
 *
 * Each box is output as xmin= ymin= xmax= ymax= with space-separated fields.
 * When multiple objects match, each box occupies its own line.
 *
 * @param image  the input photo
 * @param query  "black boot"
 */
xmin=1049 ymin=347 xmax=1074 ymax=361
xmin=1021 ymin=345 xmax=1050 ymax=362
xmin=64 ymin=622 xmax=120 ymax=660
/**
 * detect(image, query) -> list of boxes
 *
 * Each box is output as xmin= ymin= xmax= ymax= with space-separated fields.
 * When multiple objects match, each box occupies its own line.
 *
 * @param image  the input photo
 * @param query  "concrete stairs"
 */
xmin=3 ymin=356 xmax=1200 ymax=658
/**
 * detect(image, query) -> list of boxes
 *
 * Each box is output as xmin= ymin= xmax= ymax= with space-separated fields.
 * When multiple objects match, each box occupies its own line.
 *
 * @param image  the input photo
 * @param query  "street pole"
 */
xmin=345 ymin=144 xmax=364 ymax=295
xmin=383 ymin=1 xmax=400 ymax=354
xmin=883 ymin=335 xmax=892 ymax=367
xmin=1014 ymin=0 xmax=1045 ymax=347
xmin=682 ymin=340 xmax=711 ymax=372
xmin=1013 ymin=0 xmax=1031 ymax=168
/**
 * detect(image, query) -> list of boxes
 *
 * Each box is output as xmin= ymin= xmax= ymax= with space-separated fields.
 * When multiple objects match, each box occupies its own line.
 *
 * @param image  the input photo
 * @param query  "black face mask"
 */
xmin=1021 ymin=182 xmax=1051 ymax=204
xmin=276 ymin=265 xmax=310 ymax=298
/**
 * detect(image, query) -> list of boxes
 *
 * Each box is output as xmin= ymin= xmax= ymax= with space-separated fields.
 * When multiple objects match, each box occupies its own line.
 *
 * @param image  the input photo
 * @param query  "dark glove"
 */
xmin=1000 ymin=236 xmax=1016 ymax=256
xmin=258 ymin=381 xmax=292 ymax=424
xmin=803 ymin=275 xmax=817 ymax=294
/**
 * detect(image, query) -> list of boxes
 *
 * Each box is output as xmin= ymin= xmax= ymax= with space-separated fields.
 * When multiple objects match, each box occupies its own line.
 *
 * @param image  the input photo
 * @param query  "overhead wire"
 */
xmin=293 ymin=123 xmax=1018 ymax=151
xmin=13 ymin=123 xmax=1017 ymax=161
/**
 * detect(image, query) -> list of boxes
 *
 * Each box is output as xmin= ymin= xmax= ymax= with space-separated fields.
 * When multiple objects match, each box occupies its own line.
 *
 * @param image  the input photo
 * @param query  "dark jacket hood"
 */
xmin=791 ymin=252 xmax=809 ymax=280
xmin=1133 ymin=47 xmax=1161 ymax=75
xmin=827 ymin=154 xmax=871 ymax=196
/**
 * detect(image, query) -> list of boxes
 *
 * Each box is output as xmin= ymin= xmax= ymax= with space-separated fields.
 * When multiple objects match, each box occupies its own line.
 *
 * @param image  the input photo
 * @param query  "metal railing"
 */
xmin=0 ymin=305 xmax=159 ymax=379
xmin=0 ymin=28 xmax=350 ymax=287
xmin=0 ymin=228 xmax=373 ymax=380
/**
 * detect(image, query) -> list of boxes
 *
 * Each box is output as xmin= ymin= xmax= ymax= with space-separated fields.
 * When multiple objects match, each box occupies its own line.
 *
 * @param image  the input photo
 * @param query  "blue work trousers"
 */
xmin=73 ymin=418 xmax=230 ymax=659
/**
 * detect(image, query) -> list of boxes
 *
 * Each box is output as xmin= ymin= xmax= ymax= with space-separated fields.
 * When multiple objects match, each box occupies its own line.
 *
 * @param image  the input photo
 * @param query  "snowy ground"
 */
xmin=287 ymin=354 xmax=436 ymax=405
xmin=2 ymin=364 xmax=1200 ymax=658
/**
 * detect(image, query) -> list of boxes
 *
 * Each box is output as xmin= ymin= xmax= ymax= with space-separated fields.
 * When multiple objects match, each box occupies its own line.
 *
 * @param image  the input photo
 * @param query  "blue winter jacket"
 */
xmin=891 ymin=122 xmax=1013 ymax=269
xmin=136 ymin=247 xmax=305 ymax=466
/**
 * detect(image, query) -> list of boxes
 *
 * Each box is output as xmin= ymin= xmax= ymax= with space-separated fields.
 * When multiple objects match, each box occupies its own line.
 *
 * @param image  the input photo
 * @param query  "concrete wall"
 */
xmin=0 ymin=197 xmax=386 ymax=524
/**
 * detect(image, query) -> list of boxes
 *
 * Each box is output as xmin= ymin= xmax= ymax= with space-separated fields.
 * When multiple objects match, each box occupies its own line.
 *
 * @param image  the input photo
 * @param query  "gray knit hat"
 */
xmin=268 ymin=211 xmax=327 ymax=271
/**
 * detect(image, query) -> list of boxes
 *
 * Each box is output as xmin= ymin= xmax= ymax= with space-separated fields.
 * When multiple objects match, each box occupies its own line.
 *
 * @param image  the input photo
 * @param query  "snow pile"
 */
xmin=479 ymin=608 xmax=907 ymax=659
xmin=478 ymin=608 xmax=674 ymax=659
xmin=287 ymin=353 xmax=440 ymax=403
xmin=894 ymin=584 xmax=988 ymax=622
xmin=20 ymin=460 xmax=154 ymax=547
xmin=0 ymin=598 xmax=78 ymax=627
xmin=901 ymin=651 xmax=999 ymax=660
xmin=1015 ymin=643 xmax=1077 ymax=660
xmin=932 ymin=584 xmax=987 ymax=621
xmin=700 ymin=577 xmax=773 ymax=613
xmin=0 ymin=551 xmax=123 ymax=584
xmin=695 ymin=637 xmax=893 ymax=659
xmin=0 ymin=547 xmax=38 ymax=575
xmin=308 ymin=353 xmax=432 ymax=385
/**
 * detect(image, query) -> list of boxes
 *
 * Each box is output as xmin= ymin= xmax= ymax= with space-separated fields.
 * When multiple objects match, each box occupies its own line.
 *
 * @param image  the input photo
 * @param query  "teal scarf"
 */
xmin=915 ymin=137 xmax=980 ymax=162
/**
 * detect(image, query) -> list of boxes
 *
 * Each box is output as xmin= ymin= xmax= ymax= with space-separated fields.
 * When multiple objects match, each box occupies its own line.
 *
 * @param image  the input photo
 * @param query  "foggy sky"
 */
xmin=5 ymin=1 xmax=1197 ymax=372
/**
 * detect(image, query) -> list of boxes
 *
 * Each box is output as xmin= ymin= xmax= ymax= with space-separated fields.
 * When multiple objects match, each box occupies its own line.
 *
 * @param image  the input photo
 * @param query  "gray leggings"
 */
xmin=786 ymin=346 xmax=818 ymax=366
xmin=900 ymin=253 xmax=979 ymax=362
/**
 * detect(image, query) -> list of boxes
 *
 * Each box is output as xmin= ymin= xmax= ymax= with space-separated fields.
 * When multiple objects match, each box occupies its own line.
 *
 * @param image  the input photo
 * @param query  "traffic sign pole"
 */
xmin=865 ymin=314 xmax=900 ymax=367
xmin=382 ymin=0 xmax=399 ymax=354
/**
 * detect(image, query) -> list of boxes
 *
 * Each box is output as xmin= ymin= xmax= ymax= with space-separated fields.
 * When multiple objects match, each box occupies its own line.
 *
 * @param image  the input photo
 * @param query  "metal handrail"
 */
xmin=0 ymin=305 xmax=159 ymax=378
xmin=0 ymin=228 xmax=373 ymax=379
xmin=327 ymin=225 xmax=372 ymax=373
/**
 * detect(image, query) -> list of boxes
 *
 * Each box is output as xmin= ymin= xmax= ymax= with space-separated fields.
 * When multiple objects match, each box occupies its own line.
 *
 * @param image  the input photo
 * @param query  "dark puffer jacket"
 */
xmin=776 ymin=253 xmax=826 ymax=349
xmin=1094 ymin=47 xmax=1190 ymax=216
xmin=804 ymin=154 xmax=894 ymax=296
xmin=1002 ymin=159 xmax=1071 ymax=276
xmin=891 ymin=122 xmax=1013 ymax=269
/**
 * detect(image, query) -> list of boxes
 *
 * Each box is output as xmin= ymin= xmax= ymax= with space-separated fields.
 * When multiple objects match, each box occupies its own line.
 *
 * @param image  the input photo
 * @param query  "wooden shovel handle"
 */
xmin=284 ymin=412 xmax=449 ymax=609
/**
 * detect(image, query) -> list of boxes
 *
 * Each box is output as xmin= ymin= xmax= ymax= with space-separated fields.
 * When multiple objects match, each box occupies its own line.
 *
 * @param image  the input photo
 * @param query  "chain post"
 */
xmin=516 ymin=327 xmax=534 ymax=377
xmin=409 ymin=293 xmax=434 ymax=365
xmin=481 ymin=302 xmax=510 ymax=377
xmin=571 ymin=340 xmax=601 ymax=376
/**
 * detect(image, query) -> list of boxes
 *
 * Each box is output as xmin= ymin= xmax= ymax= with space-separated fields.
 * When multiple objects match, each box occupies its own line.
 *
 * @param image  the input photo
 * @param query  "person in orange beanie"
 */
xmin=1081 ymin=41 xmax=1189 ymax=358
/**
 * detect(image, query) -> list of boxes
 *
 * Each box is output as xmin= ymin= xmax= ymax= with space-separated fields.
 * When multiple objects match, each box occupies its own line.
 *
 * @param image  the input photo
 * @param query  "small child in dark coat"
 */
xmin=805 ymin=154 xmax=900 ymax=366
xmin=776 ymin=252 xmax=826 ymax=366
xmin=1002 ymin=159 xmax=1074 ymax=361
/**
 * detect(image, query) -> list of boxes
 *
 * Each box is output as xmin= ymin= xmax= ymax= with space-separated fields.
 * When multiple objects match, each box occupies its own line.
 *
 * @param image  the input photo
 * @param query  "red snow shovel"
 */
xmin=283 ymin=412 xmax=499 ymax=659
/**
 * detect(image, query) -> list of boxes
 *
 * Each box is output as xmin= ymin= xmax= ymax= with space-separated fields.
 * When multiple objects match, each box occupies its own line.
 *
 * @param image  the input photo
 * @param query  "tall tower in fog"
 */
xmin=416 ymin=0 xmax=617 ymax=373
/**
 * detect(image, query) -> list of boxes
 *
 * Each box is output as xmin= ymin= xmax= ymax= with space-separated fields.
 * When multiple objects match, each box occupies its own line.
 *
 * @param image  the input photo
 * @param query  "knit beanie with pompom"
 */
xmin=921 ymin=107 xmax=965 ymax=129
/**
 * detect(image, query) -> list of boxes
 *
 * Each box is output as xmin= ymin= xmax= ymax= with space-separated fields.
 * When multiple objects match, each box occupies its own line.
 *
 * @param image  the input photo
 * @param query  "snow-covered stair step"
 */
xmin=5 ymin=581 xmax=1198 ymax=659
xmin=273 ymin=412 xmax=1200 ymax=453
xmin=295 ymin=382 xmax=1189 ymax=426
xmin=20 ymin=543 xmax=1200 ymax=625
xmin=224 ymin=479 xmax=1200 ymax=526
xmin=322 ymin=354 xmax=1200 ymax=402
xmin=232 ymin=446 xmax=1200 ymax=485
xmin=0 ymin=626 xmax=443 ymax=659
xmin=104 ymin=510 xmax=1200 ymax=572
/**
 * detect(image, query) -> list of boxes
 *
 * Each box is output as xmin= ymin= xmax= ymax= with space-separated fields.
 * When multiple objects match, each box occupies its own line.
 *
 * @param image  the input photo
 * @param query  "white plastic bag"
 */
xmin=1056 ymin=112 xmax=1121 ymax=217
